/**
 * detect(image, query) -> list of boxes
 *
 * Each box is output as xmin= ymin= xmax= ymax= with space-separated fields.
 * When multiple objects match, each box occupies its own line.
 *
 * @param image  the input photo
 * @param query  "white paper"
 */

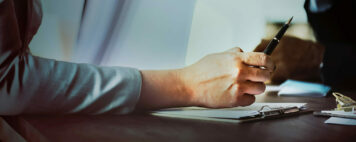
xmin=153 ymin=109 xmax=259 ymax=119
xmin=325 ymin=117 xmax=356 ymax=126
xmin=265 ymin=85 xmax=281 ymax=92
xmin=321 ymin=110 xmax=356 ymax=117
xmin=278 ymin=80 xmax=331 ymax=97
xmin=152 ymin=103 xmax=306 ymax=119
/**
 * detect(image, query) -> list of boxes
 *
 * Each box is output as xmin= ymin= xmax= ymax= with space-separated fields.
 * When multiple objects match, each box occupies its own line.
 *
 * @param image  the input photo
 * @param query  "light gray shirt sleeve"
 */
xmin=0 ymin=0 xmax=142 ymax=115
xmin=1 ymin=55 xmax=142 ymax=115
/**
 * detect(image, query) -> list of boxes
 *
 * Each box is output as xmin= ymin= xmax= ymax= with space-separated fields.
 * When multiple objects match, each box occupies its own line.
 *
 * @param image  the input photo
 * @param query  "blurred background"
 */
xmin=29 ymin=0 xmax=315 ymax=70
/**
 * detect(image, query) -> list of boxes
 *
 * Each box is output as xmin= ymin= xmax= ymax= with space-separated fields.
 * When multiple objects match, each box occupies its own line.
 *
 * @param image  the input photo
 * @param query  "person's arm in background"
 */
xmin=304 ymin=0 xmax=356 ymax=89
xmin=0 ymin=0 xmax=274 ymax=115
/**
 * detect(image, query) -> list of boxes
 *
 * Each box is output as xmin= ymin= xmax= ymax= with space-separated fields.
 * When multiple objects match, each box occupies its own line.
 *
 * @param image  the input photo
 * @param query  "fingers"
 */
xmin=242 ymin=52 xmax=275 ymax=71
xmin=238 ymin=81 xmax=266 ymax=95
xmin=234 ymin=81 xmax=265 ymax=106
xmin=239 ymin=65 xmax=271 ymax=82
xmin=236 ymin=94 xmax=256 ymax=106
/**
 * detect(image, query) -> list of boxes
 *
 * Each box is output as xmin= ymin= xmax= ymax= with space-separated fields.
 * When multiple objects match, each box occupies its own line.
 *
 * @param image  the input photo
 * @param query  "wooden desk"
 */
xmin=4 ymin=91 xmax=356 ymax=142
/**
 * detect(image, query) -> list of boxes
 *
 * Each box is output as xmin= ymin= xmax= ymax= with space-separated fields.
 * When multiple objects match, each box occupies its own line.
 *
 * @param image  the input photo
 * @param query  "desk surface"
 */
xmin=5 ymin=91 xmax=356 ymax=142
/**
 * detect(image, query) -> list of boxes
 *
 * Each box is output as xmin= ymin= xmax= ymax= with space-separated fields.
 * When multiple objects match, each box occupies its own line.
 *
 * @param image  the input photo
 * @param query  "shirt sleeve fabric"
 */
xmin=308 ymin=0 xmax=333 ymax=13
xmin=304 ymin=0 xmax=356 ymax=89
xmin=0 ymin=0 xmax=142 ymax=115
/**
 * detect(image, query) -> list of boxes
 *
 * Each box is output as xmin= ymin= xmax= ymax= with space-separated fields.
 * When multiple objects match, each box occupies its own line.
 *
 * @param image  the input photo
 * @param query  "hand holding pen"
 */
xmin=251 ymin=16 xmax=293 ymax=70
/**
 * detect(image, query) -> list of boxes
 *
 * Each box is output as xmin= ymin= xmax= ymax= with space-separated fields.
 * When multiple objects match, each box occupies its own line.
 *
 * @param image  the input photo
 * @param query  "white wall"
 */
xmin=262 ymin=0 xmax=308 ymax=23
xmin=30 ymin=0 xmax=196 ymax=70
xmin=29 ymin=0 xmax=84 ymax=61
xmin=185 ymin=0 xmax=265 ymax=65
xmin=102 ymin=0 xmax=196 ymax=69
xmin=30 ymin=0 xmax=308 ymax=69
xmin=185 ymin=0 xmax=308 ymax=66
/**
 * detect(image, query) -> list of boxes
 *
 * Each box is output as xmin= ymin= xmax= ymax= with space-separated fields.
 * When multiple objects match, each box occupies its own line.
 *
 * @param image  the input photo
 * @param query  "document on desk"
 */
xmin=151 ymin=103 xmax=306 ymax=123
xmin=278 ymin=80 xmax=331 ymax=97
xmin=325 ymin=117 xmax=356 ymax=126
xmin=321 ymin=110 xmax=356 ymax=118
xmin=321 ymin=110 xmax=356 ymax=125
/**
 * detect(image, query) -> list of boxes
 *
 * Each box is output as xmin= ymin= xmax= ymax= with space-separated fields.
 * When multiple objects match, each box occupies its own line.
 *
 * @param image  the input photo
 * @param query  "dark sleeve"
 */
xmin=0 ymin=0 xmax=142 ymax=115
xmin=304 ymin=0 xmax=356 ymax=88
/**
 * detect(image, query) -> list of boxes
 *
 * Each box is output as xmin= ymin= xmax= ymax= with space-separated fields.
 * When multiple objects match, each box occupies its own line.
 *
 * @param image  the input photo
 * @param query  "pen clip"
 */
xmin=259 ymin=106 xmax=300 ymax=118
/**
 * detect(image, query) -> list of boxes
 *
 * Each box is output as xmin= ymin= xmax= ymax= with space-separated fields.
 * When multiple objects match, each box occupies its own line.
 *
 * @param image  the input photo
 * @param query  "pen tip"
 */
xmin=286 ymin=16 xmax=293 ymax=25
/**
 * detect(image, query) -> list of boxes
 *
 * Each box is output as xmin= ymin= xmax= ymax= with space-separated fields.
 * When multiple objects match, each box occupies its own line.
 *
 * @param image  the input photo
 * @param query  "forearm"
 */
xmin=136 ymin=70 xmax=193 ymax=110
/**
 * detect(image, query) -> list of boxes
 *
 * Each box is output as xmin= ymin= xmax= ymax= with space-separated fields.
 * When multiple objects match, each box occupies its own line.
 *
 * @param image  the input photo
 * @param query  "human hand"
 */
xmin=254 ymin=36 xmax=324 ymax=84
xmin=179 ymin=47 xmax=274 ymax=108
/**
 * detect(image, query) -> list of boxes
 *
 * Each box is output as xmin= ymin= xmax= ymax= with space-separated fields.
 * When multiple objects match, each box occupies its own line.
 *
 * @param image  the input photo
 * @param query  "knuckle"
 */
xmin=236 ymin=84 xmax=244 ymax=93
xmin=244 ymin=53 xmax=251 ymax=62
xmin=234 ymin=55 xmax=243 ymax=63
xmin=235 ymin=67 xmax=244 ymax=79
xmin=259 ymin=54 xmax=268 ymax=65
xmin=253 ymin=68 xmax=260 ymax=76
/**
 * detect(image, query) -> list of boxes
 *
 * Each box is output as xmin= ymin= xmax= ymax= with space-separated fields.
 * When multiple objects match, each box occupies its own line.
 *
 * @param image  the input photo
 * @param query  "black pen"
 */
xmin=263 ymin=16 xmax=293 ymax=55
